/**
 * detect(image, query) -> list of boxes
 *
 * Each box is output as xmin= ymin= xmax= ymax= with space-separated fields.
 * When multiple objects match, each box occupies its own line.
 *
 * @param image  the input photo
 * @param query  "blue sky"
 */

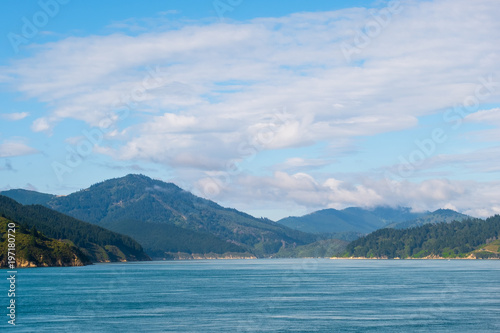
xmin=1 ymin=0 xmax=500 ymax=220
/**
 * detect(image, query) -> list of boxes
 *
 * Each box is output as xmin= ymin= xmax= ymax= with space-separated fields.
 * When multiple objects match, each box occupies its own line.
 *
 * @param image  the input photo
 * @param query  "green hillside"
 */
xmin=0 ymin=217 xmax=90 ymax=268
xmin=343 ymin=215 xmax=500 ymax=259
xmin=472 ymin=239 xmax=500 ymax=259
xmin=103 ymin=219 xmax=252 ymax=259
xmin=0 ymin=195 xmax=150 ymax=263
xmin=275 ymin=239 xmax=348 ymax=258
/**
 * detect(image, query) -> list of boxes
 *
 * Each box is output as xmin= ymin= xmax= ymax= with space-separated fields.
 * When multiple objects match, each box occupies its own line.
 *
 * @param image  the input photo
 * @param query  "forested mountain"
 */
xmin=277 ymin=206 xmax=426 ymax=234
xmin=387 ymin=209 xmax=470 ymax=229
xmin=0 ymin=195 xmax=150 ymax=262
xmin=4 ymin=175 xmax=487 ymax=260
xmin=344 ymin=215 xmax=500 ymax=259
xmin=274 ymin=239 xmax=349 ymax=258
xmin=3 ymin=174 xmax=315 ymax=258
xmin=103 ymin=219 xmax=253 ymax=259
xmin=0 ymin=189 xmax=56 ymax=205
xmin=0 ymin=217 xmax=90 ymax=267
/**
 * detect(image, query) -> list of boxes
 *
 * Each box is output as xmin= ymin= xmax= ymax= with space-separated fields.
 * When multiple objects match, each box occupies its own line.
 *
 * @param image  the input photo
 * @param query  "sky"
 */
xmin=0 ymin=0 xmax=499 ymax=220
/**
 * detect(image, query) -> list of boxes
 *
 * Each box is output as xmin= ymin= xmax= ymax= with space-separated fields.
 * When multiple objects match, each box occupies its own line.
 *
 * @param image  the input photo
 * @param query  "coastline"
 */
xmin=156 ymin=252 xmax=257 ymax=260
xmin=330 ymin=254 xmax=500 ymax=260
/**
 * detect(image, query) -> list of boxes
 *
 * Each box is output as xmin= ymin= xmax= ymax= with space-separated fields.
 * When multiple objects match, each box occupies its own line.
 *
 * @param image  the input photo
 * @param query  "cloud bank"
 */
xmin=1 ymin=0 xmax=500 ymax=218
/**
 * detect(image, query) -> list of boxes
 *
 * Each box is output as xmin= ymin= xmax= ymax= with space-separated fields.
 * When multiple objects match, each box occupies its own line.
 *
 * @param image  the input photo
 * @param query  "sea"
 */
xmin=1 ymin=259 xmax=499 ymax=332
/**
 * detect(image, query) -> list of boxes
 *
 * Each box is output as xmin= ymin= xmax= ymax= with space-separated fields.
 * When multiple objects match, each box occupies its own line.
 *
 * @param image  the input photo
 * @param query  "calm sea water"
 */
xmin=1 ymin=259 xmax=499 ymax=332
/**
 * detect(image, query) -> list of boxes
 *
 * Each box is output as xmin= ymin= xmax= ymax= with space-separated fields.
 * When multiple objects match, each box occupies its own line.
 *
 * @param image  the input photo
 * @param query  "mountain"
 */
xmin=274 ymin=239 xmax=349 ymax=258
xmin=368 ymin=206 xmax=428 ymax=224
xmin=277 ymin=206 xmax=426 ymax=235
xmin=3 ymin=174 xmax=315 ymax=258
xmin=343 ymin=215 xmax=500 ymax=259
xmin=102 ymin=219 xmax=253 ymax=259
xmin=0 ymin=195 xmax=150 ymax=263
xmin=0 ymin=189 xmax=56 ymax=205
xmin=0 ymin=217 xmax=90 ymax=268
xmin=388 ymin=209 xmax=471 ymax=229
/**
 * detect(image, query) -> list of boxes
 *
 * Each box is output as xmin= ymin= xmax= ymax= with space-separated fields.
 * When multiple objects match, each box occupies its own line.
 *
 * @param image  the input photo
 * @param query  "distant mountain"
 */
xmin=368 ymin=206 xmax=428 ymax=224
xmin=0 ymin=195 xmax=150 ymax=263
xmin=343 ymin=215 xmax=500 ymax=259
xmin=0 ymin=217 xmax=90 ymax=268
xmin=0 ymin=189 xmax=56 ymax=205
xmin=388 ymin=209 xmax=471 ymax=229
xmin=277 ymin=206 xmax=426 ymax=235
xmin=3 ymin=174 xmax=315 ymax=258
xmin=320 ymin=231 xmax=365 ymax=242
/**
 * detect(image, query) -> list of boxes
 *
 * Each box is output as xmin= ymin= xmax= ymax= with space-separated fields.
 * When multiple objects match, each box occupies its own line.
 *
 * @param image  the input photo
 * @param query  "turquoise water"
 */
xmin=1 ymin=259 xmax=499 ymax=332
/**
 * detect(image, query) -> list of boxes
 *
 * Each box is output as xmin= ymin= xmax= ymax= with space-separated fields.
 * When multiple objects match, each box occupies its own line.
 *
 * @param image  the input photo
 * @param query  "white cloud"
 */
xmin=195 ymin=171 xmax=500 ymax=219
xmin=417 ymin=145 xmax=500 ymax=174
xmin=278 ymin=157 xmax=332 ymax=170
xmin=464 ymin=108 xmax=500 ymax=141
xmin=1 ymin=112 xmax=29 ymax=121
xmin=466 ymin=108 xmax=500 ymax=123
xmin=31 ymin=117 xmax=52 ymax=133
xmin=3 ymin=0 xmax=498 ymax=159
xmin=1 ymin=0 xmax=500 ymax=219
xmin=0 ymin=140 xmax=38 ymax=158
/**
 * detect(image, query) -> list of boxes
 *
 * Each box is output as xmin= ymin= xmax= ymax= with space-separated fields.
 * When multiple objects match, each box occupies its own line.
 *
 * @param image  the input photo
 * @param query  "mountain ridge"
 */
xmin=387 ymin=209 xmax=470 ymax=229
xmin=277 ymin=206 xmax=427 ymax=235
xmin=2 ymin=174 xmax=315 ymax=258
xmin=0 ymin=174 xmax=481 ymax=260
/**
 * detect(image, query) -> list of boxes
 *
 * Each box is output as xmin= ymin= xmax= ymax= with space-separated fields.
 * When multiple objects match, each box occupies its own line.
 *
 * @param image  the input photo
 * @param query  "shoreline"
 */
xmin=330 ymin=255 xmax=500 ymax=260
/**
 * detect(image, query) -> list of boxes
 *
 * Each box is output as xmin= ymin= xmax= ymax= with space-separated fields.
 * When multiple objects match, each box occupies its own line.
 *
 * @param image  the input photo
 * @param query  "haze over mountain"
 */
xmin=276 ymin=206 xmax=475 ymax=238
xmin=387 ymin=209 xmax=471 ymax=229
xmin=277 ymin=207 xmax=427 ymax=235
xmin=2 ymin=175 xmax=315 ymax=258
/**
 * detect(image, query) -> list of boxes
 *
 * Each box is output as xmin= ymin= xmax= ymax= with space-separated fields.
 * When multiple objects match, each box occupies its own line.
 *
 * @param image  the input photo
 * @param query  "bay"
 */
xmin=1 ymin=259 xmax=499 ymax=332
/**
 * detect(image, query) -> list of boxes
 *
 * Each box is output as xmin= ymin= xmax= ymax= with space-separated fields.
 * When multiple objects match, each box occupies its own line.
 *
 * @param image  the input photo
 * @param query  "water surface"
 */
xmin=2 ymin=259 xmax=499 ymax=332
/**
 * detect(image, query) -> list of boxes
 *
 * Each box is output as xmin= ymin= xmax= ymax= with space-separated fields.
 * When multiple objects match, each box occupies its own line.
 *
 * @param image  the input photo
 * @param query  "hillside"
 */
xmin=388 ymin=209 xmax=471 ymax=229
xmin=103 ymin=219 xmax=254 ymax=259
xmin=274 ymin=239 xmax=348 ymax=258
xmin=343 ymin=215 xmax=500 ymax=259
xmin=473 ymin=239 xmax=500 ymax=259
xmin=277 ymin=206 xmax=426 ymax=235
xmin=0 ymin=217 xmax=90 ymax=268
xmin=0 ymin=195 xmax=150 ymax=262
xmin=3 ymin=174 xmax=316 ymax=258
